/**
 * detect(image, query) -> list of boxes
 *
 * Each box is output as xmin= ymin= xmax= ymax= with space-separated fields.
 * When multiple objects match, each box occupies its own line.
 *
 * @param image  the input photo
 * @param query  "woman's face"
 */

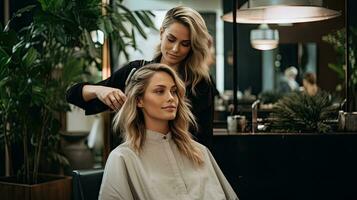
xmin=160 ymin=22 xmax=191 ymax=69
xmin=138 ymin=71 xmax=179 ymax=125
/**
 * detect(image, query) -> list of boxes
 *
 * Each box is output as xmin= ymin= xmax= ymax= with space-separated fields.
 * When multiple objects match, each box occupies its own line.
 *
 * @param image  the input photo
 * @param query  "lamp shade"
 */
xmin=222 ymin=0 xmax=341 ymax=24
xmin=250 ymin=24 xmax=279 ymax=50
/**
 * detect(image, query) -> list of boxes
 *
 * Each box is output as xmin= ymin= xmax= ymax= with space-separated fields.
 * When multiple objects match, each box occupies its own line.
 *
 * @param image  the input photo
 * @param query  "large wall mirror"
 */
xmin=108 ymin=0 xmax=344 ymax=114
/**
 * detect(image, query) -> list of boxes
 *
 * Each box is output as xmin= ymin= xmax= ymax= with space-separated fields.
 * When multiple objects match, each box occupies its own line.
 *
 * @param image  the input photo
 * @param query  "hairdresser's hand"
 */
xmin=82 ymin=85 xmax=126 ymax=111
xmin=97 ymin=86 xmax=126 ymax=111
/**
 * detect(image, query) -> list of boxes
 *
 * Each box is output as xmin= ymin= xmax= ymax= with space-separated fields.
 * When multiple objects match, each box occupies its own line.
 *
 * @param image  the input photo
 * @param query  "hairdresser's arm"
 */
xmin=82 ymin=85 xmax=126 ymax=111
xmin=66 ymin=61 xmax=138 ymax=115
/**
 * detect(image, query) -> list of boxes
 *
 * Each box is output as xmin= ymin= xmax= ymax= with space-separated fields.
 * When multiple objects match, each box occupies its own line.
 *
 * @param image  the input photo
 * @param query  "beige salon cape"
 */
xmin=99 ymin=130 xmax=238 ymax=200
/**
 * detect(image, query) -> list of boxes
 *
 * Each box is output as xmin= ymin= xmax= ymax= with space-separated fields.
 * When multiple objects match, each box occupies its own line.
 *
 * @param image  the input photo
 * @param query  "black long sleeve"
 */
xmin=188 ymin=78 xmax=214 ymax=148
xmin=66 ymin=60 xmax=144 ymax=115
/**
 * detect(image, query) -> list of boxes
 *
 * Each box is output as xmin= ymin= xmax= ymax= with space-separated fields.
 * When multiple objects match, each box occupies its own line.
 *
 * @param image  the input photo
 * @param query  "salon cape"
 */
xmin=99 ymin=130 xmax=238 ymax=200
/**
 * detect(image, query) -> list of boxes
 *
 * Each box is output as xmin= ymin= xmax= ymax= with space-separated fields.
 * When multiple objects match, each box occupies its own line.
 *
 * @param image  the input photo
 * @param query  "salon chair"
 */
xmin=72 ymin=168 xmax=104 ymax=200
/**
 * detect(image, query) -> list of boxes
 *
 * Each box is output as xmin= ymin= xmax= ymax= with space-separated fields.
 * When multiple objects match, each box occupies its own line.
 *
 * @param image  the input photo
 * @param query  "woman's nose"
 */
xmin=172 ymin=43 xmax=179 ymax=52
xmin=167 ymin=92 xmax=174 ymax=101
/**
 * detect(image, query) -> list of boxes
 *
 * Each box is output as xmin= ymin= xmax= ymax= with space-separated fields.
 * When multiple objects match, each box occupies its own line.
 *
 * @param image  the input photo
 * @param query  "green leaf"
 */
xmin=134 ymin=11 xmax=156 ymax=30
xmin=83 ymin=29 xmax=100 ymax=58
xmin=110 ymin=14 xmax=130 ymax=37
xmin=327 ymin=63 xmax=344 ymax=79
xmin=0 ymin=47 xmax=11 ymax=67
xmin=62 ymin=56 xmax=84 ymax=83
xmin=38 ymin=0 xmax=65 ymax=12
xmin=22 ymin=47 xmax=39 ymax=67
xmin=97 ymin=18 xmax=107 ymax=36
xmin=104 ymin=17 xmax=114 ymax=35
xmin=116 ymin=4 xmax=147 ymax=38
xmin=12 ymin=40 xmax=25 ymax=54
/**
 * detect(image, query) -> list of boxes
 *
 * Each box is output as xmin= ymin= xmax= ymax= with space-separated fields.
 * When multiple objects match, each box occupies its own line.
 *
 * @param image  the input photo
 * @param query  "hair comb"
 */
xmin=125 ymin=68 xmax=137 ymax=86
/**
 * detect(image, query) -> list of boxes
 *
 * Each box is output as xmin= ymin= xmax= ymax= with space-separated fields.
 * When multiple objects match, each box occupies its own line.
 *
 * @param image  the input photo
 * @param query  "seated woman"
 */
xmin=279 ymin=66 xmax=299 ymax=93
xmin=302 ymin=72 xmax=319 ymax=96
xmin=99 ymin=64 xmax=238 ymax=200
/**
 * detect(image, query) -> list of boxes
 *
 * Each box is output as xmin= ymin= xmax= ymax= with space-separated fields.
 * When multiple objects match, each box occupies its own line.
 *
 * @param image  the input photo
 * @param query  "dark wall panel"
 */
xmin=223 ymin=0 xmax=262 ymax=95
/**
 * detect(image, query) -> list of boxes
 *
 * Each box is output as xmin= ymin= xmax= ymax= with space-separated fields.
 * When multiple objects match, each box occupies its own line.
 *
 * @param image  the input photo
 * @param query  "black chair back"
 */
xmin=72 ymin=169 xmax=104 ymax=200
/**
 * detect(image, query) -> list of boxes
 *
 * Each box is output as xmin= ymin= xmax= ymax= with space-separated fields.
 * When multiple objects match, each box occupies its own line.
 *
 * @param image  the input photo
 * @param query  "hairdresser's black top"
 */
xmin=66 ymin=60 xmax=214 ymax=148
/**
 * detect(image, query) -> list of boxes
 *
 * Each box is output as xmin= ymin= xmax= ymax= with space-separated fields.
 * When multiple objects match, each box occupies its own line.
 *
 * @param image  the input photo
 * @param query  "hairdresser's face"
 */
xmin=160 ymin=22 xmax=191 ymax=69
xmin=138 ymin=72 xmax=179 ymax=125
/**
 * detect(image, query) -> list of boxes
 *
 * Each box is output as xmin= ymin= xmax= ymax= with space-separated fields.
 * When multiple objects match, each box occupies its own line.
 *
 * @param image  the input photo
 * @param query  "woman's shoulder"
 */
xmin=187 ymin=77 xmax=215 ymax=107
xmin=191 ymin=139 xmax=209 ymax=153
xmin=108 ymin=142 xmax=137 ymax=159
xmin=128 ymin=59 xmax=152 ymax=68
xmin=113 ymin=59 xmax=152 ymax=73
xmin=193 ymin=76 xmax=216 ymax=95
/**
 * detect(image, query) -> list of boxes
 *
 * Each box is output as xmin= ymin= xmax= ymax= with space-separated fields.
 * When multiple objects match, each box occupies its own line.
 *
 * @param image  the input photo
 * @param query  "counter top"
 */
xmin=213 ymin=128 xmax=357 ymax=136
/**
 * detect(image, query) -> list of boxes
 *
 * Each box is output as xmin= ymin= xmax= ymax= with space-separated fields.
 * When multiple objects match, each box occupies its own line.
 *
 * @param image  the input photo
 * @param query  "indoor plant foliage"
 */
xmin=259 ymin=91 xmax=283 ymax=105
xmin=269 ymin=92 xmax=338 ymax=133
xmin=0 ymin=0 xmax=154 ymax=184
xmin=322 ymin=28 xmax=357 ymax=93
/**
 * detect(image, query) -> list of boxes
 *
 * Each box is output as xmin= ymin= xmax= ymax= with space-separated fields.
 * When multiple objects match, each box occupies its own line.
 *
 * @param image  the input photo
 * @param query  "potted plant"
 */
xmin=258 ymin=91 xmax=283 ymax=109
xmin=269 ymin=92 xmax=338 ymax=133
xmin=0 ymin=0 xmax=154 ymax=199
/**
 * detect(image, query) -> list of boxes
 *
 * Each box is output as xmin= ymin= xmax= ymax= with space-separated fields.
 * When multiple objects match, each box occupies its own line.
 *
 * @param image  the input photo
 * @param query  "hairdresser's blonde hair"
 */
xmin=154 ymin=6 xmax=211 ymax=94
xmin=113 ymin=63 xmax=204 ymax=165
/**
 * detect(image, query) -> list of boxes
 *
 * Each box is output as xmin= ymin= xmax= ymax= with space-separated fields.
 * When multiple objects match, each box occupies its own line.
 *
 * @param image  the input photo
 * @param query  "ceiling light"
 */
xmin=222 ymin=0 xmax=341 ymax=24
xmin=250 ymin=24 xmax=279 ymax=50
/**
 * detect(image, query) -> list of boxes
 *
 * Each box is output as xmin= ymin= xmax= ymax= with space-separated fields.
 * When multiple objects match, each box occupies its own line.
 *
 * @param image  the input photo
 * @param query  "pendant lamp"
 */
xmin=250 ymin=24 xmax=279 ymax=50
xmin=222 ymin=0 xmax=341 ymax=24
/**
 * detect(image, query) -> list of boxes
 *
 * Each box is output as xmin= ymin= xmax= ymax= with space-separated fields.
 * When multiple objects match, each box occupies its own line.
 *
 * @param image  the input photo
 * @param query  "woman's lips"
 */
xmin=162 ymin=105 xmax=176 ymax=109
xmin=167 ymin=53 xmax=179 ymax=58
xmin=162 ymin=105 xmax=177 ymax=111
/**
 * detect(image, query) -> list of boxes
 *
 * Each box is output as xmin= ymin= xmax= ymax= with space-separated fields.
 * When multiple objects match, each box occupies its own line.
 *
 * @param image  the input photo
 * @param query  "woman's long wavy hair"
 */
xmin=153 ymin=6 xmax=211 ymax=94
xmin=113 ymin=64 xmax=204 ymax=166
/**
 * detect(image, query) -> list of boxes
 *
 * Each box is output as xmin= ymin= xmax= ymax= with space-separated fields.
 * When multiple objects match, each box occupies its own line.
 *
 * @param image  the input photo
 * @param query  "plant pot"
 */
xmin=0 ymin=174 xmax=72 ymax=200
xmin=60 ymin=132 xmax=94 ymax=169
xmin=345 ymin=112 xmax=357 ymax=131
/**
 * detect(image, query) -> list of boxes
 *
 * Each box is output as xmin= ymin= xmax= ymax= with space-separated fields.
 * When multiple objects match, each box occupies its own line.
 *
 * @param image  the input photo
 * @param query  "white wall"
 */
xmin=66 ymin=105 xmax=96 ymax=132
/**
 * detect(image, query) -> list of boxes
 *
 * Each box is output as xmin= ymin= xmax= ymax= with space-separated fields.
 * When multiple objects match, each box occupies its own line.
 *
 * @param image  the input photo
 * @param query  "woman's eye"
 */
xmin=167 ymin=37 xmax=175 ymax=42
xmin=181 ymin=42 xmax=190 ymax=47
xmin=170 ymin=89 xmax=178 ymax=95
xmin=155 ymin=90 xmax=164 ymax=94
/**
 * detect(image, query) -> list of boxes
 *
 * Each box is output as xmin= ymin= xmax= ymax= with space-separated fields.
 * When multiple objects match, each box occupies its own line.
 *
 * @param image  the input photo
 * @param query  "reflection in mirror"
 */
xmin=262 ymin=43 xmax=317 ymax=94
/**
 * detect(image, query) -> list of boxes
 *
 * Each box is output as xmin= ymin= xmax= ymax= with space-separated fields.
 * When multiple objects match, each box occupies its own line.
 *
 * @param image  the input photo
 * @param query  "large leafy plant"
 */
xmin=322 ymin=28 xmax=357 ymax=91
xmin=0 ymin=0 xmax=154 ymax=184
xmin=269 ymin=92 xmax=338 ymax=133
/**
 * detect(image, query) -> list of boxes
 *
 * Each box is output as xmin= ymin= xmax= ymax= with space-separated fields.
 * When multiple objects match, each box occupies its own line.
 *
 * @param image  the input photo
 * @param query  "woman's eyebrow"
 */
xmin=153 ymin=84 xmax=176 ymax=88
xmin=168 ymin=33 xmax=190 ymax=42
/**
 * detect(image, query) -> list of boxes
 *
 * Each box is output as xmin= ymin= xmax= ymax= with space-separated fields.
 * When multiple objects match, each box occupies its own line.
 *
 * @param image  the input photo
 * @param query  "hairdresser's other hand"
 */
xmin=83 ymin=85 xmax=126 ymax=111
xmin=97 ymin=86 xmax=126 ymax=111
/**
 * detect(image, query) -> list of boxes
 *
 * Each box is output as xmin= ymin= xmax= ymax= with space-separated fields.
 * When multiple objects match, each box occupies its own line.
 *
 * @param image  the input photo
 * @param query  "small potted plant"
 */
xmin=269 ymin=91 xmax=338 ymax=133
